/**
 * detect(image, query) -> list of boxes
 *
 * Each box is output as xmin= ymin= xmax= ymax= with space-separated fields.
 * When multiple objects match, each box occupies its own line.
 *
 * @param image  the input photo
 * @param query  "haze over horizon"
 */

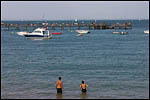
xmin=1 ymin=1 xmax=149 ymax=21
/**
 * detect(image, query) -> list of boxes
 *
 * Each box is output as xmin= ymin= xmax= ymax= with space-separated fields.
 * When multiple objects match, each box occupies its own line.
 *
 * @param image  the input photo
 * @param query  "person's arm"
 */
xmin=61 ymin=82 xmax=64 ymax=90
xmin=86 ymin=84 xmax=88 ymax=89
xmin=56 ymin=82 xmax=58 ymax=89
xmin=80 ymin=85 xmax=82 ymax=90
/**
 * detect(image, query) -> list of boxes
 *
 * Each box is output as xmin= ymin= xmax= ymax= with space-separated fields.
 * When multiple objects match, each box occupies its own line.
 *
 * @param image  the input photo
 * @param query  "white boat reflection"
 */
xmin=26 ymin=37 xmax=52 ymax=40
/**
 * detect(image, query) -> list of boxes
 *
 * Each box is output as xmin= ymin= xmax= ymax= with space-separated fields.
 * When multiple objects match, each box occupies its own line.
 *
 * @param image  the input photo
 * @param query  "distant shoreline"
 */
xmin=1 ymin=19 xmax=149 ymax=21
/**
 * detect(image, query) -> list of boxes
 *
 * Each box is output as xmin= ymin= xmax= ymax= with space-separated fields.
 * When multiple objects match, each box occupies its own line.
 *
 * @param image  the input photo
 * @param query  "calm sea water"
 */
xmin=1 ymin=20 xmax=149 ymax=99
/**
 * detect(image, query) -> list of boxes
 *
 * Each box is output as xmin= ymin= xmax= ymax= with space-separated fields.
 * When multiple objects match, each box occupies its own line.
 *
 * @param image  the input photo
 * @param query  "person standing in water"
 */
xmin=56 ymin=77 xmax=63 ymax=94
xmin=80 ymin=80 xmax=88 ymax=93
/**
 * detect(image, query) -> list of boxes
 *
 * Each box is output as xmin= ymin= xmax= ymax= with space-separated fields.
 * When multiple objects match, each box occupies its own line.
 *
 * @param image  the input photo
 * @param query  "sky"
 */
xmin=1 ymin=1 xmax=149 ymax=20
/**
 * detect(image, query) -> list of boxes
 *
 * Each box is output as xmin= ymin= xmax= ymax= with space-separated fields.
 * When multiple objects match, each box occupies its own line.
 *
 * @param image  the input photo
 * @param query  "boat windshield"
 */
xmin=34 ymin=31 xmax=41 ymax=33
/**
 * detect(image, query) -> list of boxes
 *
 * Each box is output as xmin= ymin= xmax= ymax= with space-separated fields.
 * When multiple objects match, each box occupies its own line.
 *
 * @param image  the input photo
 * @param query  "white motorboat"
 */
xmin=17 ymin=28 xmax=52 ymax=38
xmin=112 ymin=31 xmax=128 ymax=35
xmin=112 ymin=32 xmax=121 ymax=34
xmin=76 ymin=30 xmax=90 ymax=34
xmin=144 ymin=30 xmax=149 ymax=34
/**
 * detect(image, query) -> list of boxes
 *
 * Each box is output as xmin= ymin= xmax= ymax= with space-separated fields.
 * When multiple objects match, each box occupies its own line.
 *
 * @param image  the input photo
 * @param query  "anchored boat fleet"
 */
xmin=17 ymin=27 xmax=149 ymax=39
xmin=17 ymin=28 xmax=91 ymax=38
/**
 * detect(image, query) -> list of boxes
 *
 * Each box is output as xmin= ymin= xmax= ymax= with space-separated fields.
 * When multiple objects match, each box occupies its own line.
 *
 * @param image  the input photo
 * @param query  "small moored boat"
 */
xmin=112 ymin=31 xmax=128 ymax=35
xmin=144 ymin=30 xmax=149 ymax=34
xmin=76 ymin=30 xmax=90 ymax=34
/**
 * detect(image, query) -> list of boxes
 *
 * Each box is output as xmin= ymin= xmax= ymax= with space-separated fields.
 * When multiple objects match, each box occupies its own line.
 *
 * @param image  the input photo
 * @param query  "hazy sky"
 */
xmin=1 ymin=1 xmax=149 ymax=20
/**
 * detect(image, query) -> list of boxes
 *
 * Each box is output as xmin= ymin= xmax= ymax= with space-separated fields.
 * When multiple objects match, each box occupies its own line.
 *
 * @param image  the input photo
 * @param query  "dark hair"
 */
xmin=82 ymin=80 xmax=84 ymax=84
xmin=59 ymin=77 xmax=61 ymax=80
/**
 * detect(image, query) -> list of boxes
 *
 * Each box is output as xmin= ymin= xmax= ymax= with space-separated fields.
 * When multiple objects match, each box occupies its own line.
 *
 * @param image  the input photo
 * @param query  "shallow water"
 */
xmin=1 ymin=20 xmax=149 ymax=99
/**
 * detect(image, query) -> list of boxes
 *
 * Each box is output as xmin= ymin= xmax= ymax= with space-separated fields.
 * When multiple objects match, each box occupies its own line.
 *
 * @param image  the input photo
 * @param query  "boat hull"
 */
xmin=24 ymin=35 xmax=46 ymax=37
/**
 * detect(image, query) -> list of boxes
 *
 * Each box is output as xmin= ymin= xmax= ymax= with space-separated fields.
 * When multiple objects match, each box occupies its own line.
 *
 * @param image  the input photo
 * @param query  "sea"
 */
xmin=1 ymin=20 xmax=149 ymax=99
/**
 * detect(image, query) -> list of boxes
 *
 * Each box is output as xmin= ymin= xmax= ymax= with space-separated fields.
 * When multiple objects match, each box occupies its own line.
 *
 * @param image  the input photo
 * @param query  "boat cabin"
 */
xmin=33 ymin=28 xmax=50 ymax=35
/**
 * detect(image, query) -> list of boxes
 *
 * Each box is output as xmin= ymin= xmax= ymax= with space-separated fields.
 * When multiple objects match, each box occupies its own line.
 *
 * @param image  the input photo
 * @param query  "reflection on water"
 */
xmin=26 ymin=37 xmax=52 ymax=40
xmin=80 ymin=92 xmax=88 ymax=99
xmin=56 ymin=93 xmax=63 ymax=99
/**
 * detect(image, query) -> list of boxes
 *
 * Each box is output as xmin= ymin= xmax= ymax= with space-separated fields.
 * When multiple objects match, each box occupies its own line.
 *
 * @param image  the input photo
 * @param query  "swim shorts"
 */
xmin=82 ymin=89 xmax=87 ymax=92
xmin=57 ymin=88 xmax=62 ymax=93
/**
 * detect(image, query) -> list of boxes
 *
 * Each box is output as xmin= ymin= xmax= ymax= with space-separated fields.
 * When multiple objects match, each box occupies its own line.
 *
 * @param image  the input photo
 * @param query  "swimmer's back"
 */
xmin=56 ymin=80 xmax=62 ymax=88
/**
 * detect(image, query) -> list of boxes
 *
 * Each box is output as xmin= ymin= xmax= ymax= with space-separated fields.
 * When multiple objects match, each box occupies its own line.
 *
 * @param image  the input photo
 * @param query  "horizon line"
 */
xmin=1 ymin=18 xmax=149 ymax=21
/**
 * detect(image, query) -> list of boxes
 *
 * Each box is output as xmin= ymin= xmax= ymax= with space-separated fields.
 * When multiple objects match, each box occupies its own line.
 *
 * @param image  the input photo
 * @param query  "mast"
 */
xmin=42 ymin=13 xmax=45 ymax=21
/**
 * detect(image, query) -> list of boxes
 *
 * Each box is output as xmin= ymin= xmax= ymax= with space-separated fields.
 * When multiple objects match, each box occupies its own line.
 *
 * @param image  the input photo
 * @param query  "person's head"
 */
xmin=58 ymin=77 xmax=61 ymax=80
xmin=82 ymin=80 xmax=84 ymax=84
